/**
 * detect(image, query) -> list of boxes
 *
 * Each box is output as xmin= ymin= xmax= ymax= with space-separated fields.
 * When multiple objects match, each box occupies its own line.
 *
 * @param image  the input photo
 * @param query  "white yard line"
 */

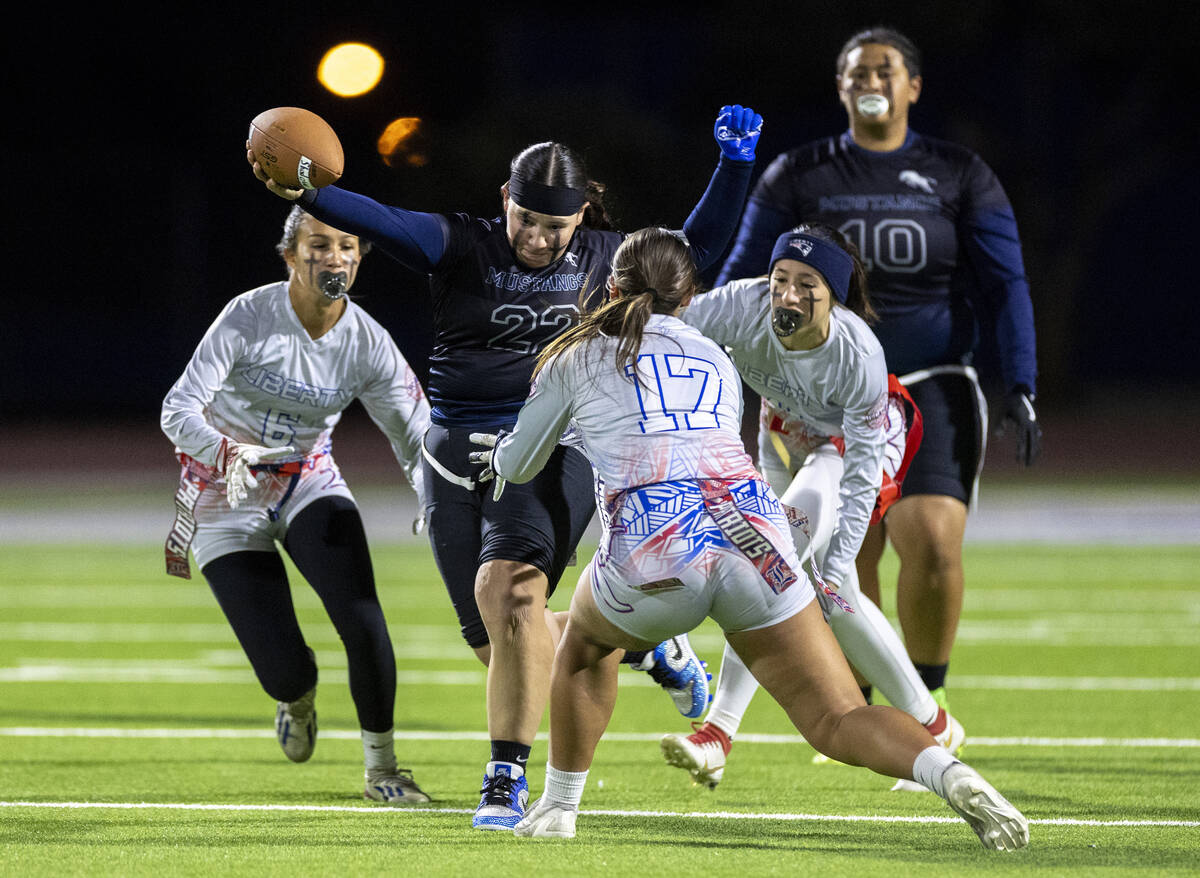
xmin=2 ymin=727 xmax=1198 ymax=747
xmin=0 ymin=799 xmax=1195 ymax=828
xmin=2 ymin=662 xmax=1198 ymax=690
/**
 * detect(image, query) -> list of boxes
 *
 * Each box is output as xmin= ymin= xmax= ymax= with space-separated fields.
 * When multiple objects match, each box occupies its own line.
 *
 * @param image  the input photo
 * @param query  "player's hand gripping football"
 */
xmin=468 ymin=432 xmax=507 ymax=501
xmin=714 ymin=105 xmax=764 ymax=162
xmin=997 ymin=388 xmax=1042 ymax=466
xmin=246 ymin=141 xmax=304 ymax=201
xmin=216 ymin=439 xmax=296 ymax=509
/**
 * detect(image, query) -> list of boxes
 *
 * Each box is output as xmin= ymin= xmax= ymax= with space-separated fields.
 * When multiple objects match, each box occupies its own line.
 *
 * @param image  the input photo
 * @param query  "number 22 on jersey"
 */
xmin=626 ymin=353 xmax=723 ymax=434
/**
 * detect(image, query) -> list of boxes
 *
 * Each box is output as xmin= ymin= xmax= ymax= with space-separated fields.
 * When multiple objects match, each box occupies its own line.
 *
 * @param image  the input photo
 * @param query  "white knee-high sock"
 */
xmin=822 ymin=565 xmax=939 ymax=726
xmin=704 ymin=643 xmax=760 ymax=738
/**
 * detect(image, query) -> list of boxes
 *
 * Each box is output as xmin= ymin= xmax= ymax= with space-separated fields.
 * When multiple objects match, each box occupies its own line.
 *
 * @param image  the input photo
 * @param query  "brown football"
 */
xmin=249 ymin=107 xmax=344 ymax=190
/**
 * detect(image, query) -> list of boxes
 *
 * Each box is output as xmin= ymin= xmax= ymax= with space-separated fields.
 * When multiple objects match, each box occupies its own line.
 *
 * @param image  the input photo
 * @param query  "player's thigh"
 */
xmin=885 ymin=493 xmax=967 ymax=565
xmin=900 ymin=373 xmax=980 ymax=503
xmin=566 ymin=565 xmax=660 ymax=653
xmin=725 ymin=600 xmax=864 ymax=728
xmin=283 ymin=495 xmax=381 ymax=611
xmin=777 ymin=444 xmax=843 ymax=560
xmin=422 ymin=426 xmax=488 ymax=645
xmin=479 ymin=444 xmax=595 ymax=599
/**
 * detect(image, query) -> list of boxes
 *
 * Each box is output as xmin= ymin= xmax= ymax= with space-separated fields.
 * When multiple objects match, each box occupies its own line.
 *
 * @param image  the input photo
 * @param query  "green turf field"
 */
xmin=1 ymin=542 xmax=1197 ymax=876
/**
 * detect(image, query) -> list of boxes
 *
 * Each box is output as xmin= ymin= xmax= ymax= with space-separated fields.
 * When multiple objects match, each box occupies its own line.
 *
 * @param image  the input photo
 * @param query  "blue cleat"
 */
xmin=637 ymin=634 xmax=712 ymax=718
xmin=472 ymin=761 xmax=529 ymax=831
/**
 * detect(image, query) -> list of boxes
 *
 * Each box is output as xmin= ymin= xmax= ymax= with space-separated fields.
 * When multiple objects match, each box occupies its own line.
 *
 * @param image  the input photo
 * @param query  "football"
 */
xmin=249 ymin=107 xmax=344 ymax=190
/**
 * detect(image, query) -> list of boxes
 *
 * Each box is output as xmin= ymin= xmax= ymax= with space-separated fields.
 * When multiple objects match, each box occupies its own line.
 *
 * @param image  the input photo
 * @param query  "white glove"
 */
xmin=217 ymin=440 xmax=296 ymax=509
xmin=468 ymin=432 xmax=506 ymax=501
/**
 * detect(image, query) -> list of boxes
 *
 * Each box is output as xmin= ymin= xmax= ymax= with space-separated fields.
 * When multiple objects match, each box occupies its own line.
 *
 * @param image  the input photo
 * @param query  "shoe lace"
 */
xmin=688 ymin=721 xmax=731 ymax=753
xmin=481 ymin=773 xmax=517 ymax=806
xmin=647 ymin=644 xmax=689 ymax=687
xmin=371 ymin=767 xmax=417 ymax=785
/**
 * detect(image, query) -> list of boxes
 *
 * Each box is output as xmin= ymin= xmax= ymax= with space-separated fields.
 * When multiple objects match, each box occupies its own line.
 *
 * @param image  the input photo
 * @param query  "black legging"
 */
xmin=201 ymin=496 xmax=396 ymax=732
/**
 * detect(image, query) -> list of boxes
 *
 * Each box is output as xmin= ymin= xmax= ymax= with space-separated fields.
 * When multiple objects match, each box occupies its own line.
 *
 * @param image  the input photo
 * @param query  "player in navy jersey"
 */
xmin=717 ymin=28 xmax=1041 ymax=715
xmin=247 ymin=105 xmax=763 ymax=829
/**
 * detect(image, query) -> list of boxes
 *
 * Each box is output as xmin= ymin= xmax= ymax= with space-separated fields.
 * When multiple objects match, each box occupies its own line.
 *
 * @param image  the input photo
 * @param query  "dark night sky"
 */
xmin=6 ymin=2 xmax=1198 ymax=425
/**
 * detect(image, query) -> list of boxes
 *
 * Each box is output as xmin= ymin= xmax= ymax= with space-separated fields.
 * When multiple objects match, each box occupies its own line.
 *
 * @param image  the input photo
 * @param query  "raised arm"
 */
xmin=679 ymin=106 xmax=762 ymax=271
xmin=247 ymin=143 xmax=448 ymax=274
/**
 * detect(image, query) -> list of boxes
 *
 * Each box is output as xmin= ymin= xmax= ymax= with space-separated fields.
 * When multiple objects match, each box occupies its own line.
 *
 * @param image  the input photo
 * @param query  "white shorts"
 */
xmin=186 ymin=453 xmax=354 ymax=570
xmin=588 ymin=478 xmax=814 ymax=642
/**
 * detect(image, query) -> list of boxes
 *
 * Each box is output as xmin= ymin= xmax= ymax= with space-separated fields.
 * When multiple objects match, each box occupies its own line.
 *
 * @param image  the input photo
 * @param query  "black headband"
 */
xmin=507 ymin=176 xmax=586 ymax=217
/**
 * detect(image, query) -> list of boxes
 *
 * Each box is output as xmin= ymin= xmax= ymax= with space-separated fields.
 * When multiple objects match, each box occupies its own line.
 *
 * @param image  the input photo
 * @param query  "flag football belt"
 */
xmin=164 ymin=448 xmax=328 ymax=579
xmin=421 ymin=434 xmax=477 ymax=490
xmin=698 ymin=479 xmax=797 ymax=595
xmin=765 ymin=375 xmax=923 ymax=524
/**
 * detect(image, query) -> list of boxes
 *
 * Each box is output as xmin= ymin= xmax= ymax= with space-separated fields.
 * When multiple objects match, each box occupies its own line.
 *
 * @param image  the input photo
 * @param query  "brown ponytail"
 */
xmin=534 ymin=228 xmax=698 ymax=382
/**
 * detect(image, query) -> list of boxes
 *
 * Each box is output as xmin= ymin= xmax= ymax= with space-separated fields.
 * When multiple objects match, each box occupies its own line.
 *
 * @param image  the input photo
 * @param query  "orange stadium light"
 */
xmin=318 ymin=42 xmax=384 ymax=97
xmin=378 ymin=117 xmax=428 ymax=167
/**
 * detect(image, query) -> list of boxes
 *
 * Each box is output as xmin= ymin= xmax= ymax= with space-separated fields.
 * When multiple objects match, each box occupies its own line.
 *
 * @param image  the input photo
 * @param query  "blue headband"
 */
xmin=507 ymin=176 xmax=586 ymax=217
xmin=769 ymin=232 xmax=853 ymax=303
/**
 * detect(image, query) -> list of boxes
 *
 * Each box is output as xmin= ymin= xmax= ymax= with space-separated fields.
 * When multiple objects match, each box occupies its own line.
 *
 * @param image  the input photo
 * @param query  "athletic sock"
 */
xmin=362 ymin=728 xmax=396 ymax=775
xmin=491 ymin=740 xmax=531 ymax=772
xmin=912 ymin=745 xmax=959 ymax=797
xmin=622 ymin=649 xmax=650 ymax=666
xmin=543 ymin=765 xmax=587 ymax=809
xmin=913 ymin=662 xmax=948 ymax=692
xmin=704 ymin=643 xmax=759 ymax=738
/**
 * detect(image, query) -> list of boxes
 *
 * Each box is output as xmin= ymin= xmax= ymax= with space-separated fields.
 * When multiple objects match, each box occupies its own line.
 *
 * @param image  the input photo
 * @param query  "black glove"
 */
xmin=998 ymin=388 xmax=1041 ymax=466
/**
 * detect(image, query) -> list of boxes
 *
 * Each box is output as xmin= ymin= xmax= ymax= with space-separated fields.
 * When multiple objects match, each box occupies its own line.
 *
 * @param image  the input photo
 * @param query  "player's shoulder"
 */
xmin=341 ymin=297 xmax=388 ymax=336
xmin=443 ymin=210 xmax=500 ymax=233
xmin=223 ymin=281 xmax=287 ymax=323
xmin=832 ymin=308 xmax=884 ymax=357
xmin=669 ymin=314 xmax=736 ymax=357
xmin=701 ymin=276 xmax=770 ymax=312
xmin=235 ymin=280 xmax=287 ymax=304
xmin=909 ymin=131 xmax=991 ymax=172
xmin=572 ymin=226 xmax=625 ymax=255
xmin=767 ymin=135 xmax=844 ymax=172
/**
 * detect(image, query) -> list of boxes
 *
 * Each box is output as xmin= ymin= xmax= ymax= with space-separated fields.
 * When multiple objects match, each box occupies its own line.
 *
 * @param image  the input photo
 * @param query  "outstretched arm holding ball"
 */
xmin=247 ymin=143 xmax=303 ymax=200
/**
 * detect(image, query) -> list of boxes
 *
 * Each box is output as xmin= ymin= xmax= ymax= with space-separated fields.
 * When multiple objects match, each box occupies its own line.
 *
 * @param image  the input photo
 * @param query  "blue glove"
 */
xmin=714 ymin=105 xmax=763 ymax=162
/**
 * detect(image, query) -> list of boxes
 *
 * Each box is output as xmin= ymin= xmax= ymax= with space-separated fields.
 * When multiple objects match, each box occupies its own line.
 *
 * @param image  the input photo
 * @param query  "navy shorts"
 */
xmin=422 ymin=423 xmax=596 ymax=647
xmin=899 ymin=371 xmax=983 ymax=505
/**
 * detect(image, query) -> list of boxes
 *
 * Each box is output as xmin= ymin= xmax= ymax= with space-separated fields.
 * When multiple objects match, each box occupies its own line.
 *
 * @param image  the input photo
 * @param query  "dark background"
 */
xmin=6 ymin=2 xmax=1198 ymax=474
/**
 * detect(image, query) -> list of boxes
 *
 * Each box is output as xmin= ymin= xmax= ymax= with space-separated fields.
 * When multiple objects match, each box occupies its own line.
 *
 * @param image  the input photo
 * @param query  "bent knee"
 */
xmin=474 ymin=560 xmax=548 ymax=622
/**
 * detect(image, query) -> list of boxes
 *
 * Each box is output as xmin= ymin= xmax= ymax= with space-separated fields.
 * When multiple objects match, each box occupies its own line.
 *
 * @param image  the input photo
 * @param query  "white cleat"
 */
xmin=513 ymin=797 xmax=577 ymax=838
xmin=660 ymin=722 xmax=730 ymax=789
xmin=942 ymin=763 xmax=1030 ymax=851
xmin=275 ymin=687 xmax=317 ymax=763
xmin=364 ymin=769 xmax=431 ymax=805
xmin=928 ymin=706 xmax=966 ymax=755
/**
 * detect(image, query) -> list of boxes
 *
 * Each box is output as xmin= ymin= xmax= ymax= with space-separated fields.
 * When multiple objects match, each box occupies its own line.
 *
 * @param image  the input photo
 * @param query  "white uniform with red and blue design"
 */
xmin=682 ymin=278 xmax=895 ymax=589
xmin=161 ymin=281 xmax=429 ymax=570
xmin=491 ymin=314 xmax=814 ymax=641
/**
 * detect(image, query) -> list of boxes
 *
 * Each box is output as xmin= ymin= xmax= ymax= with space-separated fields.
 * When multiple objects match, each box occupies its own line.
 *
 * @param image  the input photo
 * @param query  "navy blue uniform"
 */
xmin=301 ymin=157 xmax=752 ymax=644
xmin=718 ymin=130 xmax=1037 ymax=501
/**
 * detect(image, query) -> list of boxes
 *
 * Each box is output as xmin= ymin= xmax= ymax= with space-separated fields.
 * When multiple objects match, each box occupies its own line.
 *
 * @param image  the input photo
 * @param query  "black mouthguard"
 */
xmin=772 ymin=307 xmax=802 ymax=337
xmin=318 ymin=272 xmax=348 ymax=300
